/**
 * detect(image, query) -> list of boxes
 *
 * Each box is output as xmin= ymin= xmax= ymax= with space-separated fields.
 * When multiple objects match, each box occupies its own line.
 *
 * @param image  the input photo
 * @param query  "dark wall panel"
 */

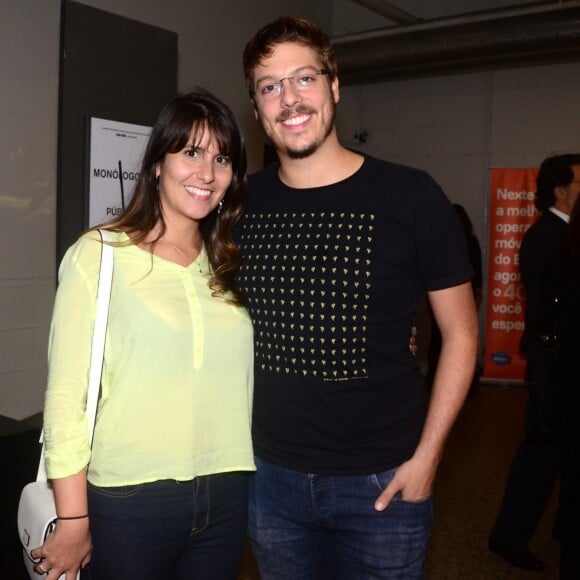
xmin=57 ymin=0 xmax=177 ymax=264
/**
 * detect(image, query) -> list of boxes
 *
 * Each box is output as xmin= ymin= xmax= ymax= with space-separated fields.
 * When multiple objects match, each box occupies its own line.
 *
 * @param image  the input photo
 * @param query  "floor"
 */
xmin=8 ymin=384 xmax=560 ymax=579
xmin=236 ymin=384 xmax=561 ymax=579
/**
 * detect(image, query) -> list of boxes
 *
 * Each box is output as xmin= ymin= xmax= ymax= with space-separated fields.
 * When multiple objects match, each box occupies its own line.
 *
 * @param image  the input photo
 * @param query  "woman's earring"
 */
xmin=218 ymin=198 xmax=224 ymax=214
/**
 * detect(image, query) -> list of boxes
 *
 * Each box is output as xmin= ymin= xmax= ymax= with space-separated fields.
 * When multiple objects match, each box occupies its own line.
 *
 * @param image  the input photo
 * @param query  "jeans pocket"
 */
xmin=87 ymin=482 xmax=144 ymax=498
xmin=371 ymin=467 xmax=432 ymax=503
xmin=371 ymin=466 xmax=397 ymax=493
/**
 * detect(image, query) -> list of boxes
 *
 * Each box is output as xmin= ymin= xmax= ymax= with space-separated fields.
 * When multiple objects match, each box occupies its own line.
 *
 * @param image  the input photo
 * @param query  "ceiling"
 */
xmin=336 ymin=0 xmax=542 ymax=29
xmin=332 ymin=1 xmax=580 ymax=84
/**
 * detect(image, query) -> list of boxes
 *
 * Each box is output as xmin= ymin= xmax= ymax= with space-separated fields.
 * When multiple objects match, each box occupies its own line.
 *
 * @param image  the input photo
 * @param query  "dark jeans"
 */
xmin=83 ymin=472 xmax=250 ymax=580
xmin=248 ymin=457 xmax=433 ymax=580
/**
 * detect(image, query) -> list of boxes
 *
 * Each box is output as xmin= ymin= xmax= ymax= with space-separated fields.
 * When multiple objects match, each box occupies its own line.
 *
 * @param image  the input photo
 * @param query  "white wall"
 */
xmin=337 ymin=63 xmax=580 ymax=266
xmin=2 ymin=0 xmax=579 ymax=418
xmin=336 ymin=62 xmax=580 ymax=357
xmin=0 ymin=0 xmax=329 ymax=419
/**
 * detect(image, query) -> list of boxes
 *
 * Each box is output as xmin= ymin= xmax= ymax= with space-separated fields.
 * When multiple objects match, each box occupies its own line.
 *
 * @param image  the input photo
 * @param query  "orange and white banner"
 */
xmin=483 ymin=168 xmax=538 ymax=381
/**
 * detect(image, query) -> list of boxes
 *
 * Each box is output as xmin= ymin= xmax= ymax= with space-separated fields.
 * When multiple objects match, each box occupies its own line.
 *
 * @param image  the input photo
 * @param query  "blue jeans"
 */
xmin=248 ymin=457 xmax=433 ymax=580
xmin=83 ymin=472 xmax=250 ymax=580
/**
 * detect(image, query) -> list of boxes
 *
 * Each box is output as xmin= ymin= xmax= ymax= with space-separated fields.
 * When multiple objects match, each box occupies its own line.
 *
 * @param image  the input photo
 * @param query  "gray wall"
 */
xmin=2 ymin=0 xmax=579 ymax=418
xmin=0 ymin=0 xmax=328 ymax=419
xmin=337 ymin=64 xmax=580 ymax=253
xmin=336 ymin=63 xmax=580 ymax=355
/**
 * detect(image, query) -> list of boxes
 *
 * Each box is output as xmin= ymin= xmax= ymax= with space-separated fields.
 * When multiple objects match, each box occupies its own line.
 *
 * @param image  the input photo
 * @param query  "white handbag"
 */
xmin=17 ymin=230 xmax=114 ymax=580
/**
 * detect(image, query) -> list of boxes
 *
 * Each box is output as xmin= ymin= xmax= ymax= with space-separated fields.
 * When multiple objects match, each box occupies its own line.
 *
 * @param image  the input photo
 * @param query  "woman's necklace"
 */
xmin=164 ymin=238 xmax=191 ymax=260
xmin=163 ymin=237 xmax=202 ymax=272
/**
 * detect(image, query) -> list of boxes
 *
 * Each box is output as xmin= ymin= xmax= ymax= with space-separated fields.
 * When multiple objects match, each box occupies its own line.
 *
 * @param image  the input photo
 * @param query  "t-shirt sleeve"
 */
xmin=413 ymin=174 xmax=474 ymax=291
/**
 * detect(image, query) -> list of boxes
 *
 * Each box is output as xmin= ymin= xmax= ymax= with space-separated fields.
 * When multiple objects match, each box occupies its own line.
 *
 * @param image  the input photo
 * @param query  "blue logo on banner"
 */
xmin=491 ymin=351 xmax=511 ymax=366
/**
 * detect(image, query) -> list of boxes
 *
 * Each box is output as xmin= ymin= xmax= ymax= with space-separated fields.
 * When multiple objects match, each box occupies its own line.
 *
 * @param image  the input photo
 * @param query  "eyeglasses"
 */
xmin=251 ymin=68 xmax=328 ymax=100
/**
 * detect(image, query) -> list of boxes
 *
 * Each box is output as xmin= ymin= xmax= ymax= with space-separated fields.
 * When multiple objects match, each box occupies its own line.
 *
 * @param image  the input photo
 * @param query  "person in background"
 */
xmin=32 ymin=89 xmax=255 ymax=580
xmin=426 ymin=203 xmax=482 ymax=392
xmin=488 ymin=153 xmax=580 ymax=572
xmin=555 ymin=199 xmax=580 ymax=580
xmin=238 ymin=16 xmax=478 ymax=579
xmin=536 ymin=190 xmax=580 ymax=579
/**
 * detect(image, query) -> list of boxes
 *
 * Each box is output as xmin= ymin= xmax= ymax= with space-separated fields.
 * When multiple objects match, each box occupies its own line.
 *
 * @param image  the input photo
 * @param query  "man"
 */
xmin=237 ymin=17 xmax=478 ymax=579
xmin=489 ymin=154 xmax=580 ymax=572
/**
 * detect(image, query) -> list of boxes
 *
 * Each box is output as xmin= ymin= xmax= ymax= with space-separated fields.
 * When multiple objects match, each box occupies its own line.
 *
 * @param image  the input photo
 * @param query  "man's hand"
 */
xmin=409 ymin=326 xmax=418 ymax=356
xmin=374 ymin=453 xmax=435 ymax=511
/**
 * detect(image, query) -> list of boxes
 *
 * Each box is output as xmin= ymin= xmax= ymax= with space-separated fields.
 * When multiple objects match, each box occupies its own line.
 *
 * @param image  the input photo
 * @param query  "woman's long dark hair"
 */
xmin=103 ymin=89 xmax=248 ymax=305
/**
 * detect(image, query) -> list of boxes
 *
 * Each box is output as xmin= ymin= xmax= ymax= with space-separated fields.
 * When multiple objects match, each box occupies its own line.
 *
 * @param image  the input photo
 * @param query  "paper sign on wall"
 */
xmin=88 ymin=117 xmax=151 ymax=227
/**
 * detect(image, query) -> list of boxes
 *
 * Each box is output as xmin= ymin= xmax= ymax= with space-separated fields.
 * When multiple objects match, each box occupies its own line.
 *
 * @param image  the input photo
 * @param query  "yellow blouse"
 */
xmin=43 ymin=231 xmax=254 ymax=486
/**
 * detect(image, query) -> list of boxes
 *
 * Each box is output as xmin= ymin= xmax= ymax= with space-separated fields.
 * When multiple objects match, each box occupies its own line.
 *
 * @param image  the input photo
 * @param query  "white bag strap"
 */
xmin=36 ymin=229 xmax=114 ymax=481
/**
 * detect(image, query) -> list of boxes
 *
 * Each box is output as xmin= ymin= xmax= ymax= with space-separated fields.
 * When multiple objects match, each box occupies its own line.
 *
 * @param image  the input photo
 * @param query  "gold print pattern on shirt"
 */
xmin=239 ymin=211 xmax=374 ymax=381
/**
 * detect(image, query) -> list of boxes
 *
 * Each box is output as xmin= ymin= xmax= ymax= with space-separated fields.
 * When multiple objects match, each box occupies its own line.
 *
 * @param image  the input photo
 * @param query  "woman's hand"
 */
xmin=31 ymin=470 xmax=91 ymax=577
xmin=31 ymin=518 xmax=92 ymax=579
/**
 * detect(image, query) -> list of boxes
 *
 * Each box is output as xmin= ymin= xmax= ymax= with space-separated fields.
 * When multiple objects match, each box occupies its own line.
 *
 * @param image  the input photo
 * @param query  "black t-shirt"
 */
xmin=237 ymin=156 xmax=472 ymax=474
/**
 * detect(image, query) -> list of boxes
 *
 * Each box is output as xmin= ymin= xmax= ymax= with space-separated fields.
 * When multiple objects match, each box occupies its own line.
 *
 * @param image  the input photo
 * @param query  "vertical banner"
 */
xmin=89 ymin=117 xmax=151 ymax=227
xmin=483 ymin=168 xmax=538 ymax=381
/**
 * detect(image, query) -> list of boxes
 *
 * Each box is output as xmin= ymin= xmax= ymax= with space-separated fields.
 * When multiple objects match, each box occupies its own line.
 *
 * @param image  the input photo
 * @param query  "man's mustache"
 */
xmin=276 ymin=106 xmax=315 ymax=123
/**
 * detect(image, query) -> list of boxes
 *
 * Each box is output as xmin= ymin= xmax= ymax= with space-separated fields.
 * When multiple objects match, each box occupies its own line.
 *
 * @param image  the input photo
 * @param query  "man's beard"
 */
xmin=286 ymin=141 xmax=320 ymax=160
xmin=269 ymin=102 xmax=336 ymax=160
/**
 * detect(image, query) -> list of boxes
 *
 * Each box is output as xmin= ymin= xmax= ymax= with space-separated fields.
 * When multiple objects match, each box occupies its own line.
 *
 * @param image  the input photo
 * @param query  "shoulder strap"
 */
xmin=86 ymin=230 xmax=114 ymax=445
xmin=36 ymin=229 xmax=114 ymax=481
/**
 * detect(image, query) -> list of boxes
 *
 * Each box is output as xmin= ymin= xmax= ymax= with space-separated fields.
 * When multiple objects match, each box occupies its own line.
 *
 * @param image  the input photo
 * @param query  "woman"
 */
xmin=32 ymin=89 xmax=254 ymax=580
